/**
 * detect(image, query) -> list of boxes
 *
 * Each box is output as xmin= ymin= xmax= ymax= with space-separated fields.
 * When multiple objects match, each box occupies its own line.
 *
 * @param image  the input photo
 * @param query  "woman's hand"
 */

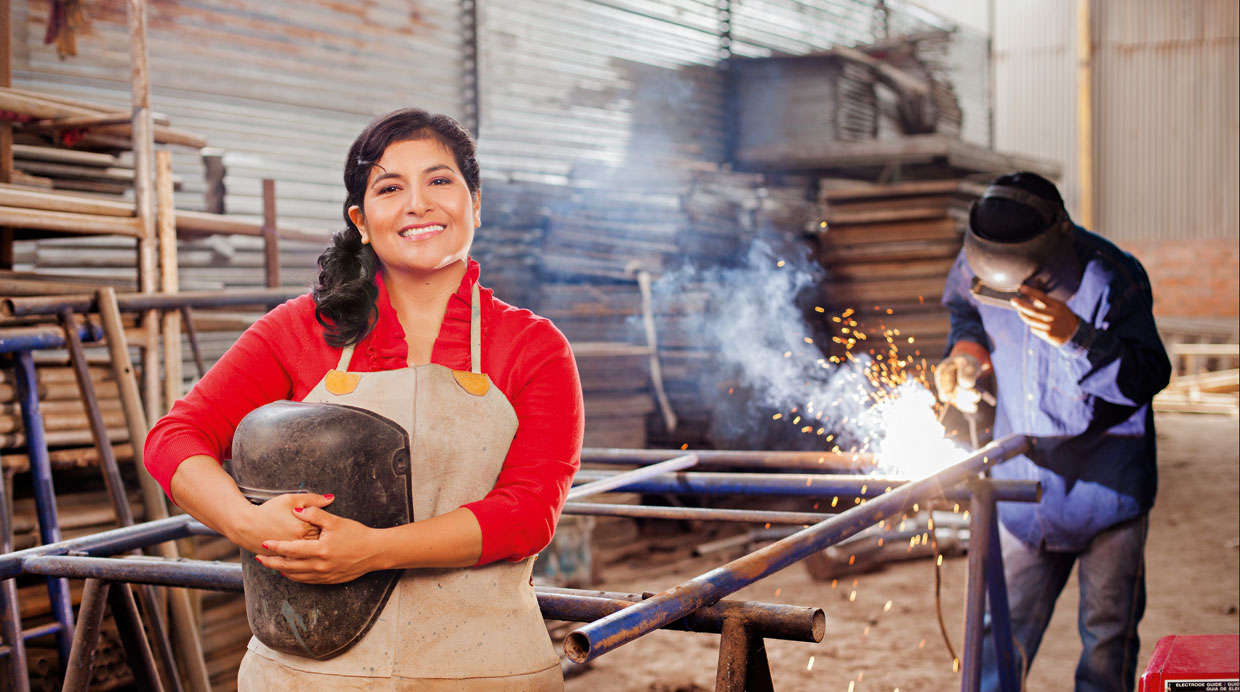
xmin=235 ymin=493 xmax=334 ymax=556
xmin=256 ymin=504 xmax=383 ymax=584
xmin=1012 ymin=285 xmax=1081 ymax=346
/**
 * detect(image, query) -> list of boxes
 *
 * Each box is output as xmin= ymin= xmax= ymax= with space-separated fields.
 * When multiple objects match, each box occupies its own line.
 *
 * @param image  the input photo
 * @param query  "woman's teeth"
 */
xmin=399 ymin=224 xmax=445 ymax=237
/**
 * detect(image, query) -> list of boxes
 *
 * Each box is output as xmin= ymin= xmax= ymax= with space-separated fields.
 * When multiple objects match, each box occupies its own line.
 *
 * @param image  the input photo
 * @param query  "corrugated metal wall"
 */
xmin=14 ymin=0 xmax=979 ymax=217
xmin=993 ymin=0 xmax=1239 ymax=242
xmin=13 ymin=0 xmax=466 ymax=227
xmin=992 ymin=0 xmax=1081 ymax=215
xmin=1094 ymin=0 xmax=1239 ymax=242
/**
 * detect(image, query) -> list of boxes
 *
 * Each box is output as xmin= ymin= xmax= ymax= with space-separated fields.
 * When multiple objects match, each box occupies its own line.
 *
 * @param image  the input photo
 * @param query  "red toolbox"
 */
xmin=1140 ymin=635 xmax=1239 ymax=691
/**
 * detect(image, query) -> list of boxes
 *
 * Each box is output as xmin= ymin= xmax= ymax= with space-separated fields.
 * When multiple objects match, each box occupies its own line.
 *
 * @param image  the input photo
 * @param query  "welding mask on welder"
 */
xmin=963 ymin=184 xmax=1082 ymax=309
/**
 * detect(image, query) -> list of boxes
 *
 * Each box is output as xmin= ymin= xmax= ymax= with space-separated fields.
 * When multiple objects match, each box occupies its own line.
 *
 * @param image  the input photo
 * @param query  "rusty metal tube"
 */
xmin=563 ymin=434 xmax=1034 ymax=663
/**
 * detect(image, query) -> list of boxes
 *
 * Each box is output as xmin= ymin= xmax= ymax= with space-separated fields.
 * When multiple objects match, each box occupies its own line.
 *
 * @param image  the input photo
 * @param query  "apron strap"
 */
xmin=470 ymin=283 xmax=482 ymax=374
xmin=336 ymin=344 xmax=356 ymax=372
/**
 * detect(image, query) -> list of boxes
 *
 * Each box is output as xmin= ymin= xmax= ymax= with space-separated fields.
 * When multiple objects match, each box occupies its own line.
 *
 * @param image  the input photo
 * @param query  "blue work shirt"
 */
xmin=943 ymin=225 xmax=1170 ymax=552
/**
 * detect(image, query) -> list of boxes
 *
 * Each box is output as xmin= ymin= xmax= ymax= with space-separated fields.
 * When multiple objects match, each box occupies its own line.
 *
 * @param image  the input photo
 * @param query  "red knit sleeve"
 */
xmin=462 ymin=317 xmax=584 ymax=565
xmin=143 ymin=296 xmax=325 ymax=504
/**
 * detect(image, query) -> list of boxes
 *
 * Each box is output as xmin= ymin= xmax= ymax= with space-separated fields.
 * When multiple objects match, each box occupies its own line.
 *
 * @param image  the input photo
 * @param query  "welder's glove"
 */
xmin=934 ymin=353 xmax=984 ymax=414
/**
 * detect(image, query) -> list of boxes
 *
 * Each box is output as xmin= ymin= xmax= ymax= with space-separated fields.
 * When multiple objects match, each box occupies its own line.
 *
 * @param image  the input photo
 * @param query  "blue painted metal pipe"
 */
xmin=12 ymin=351 xmax=75 ymax=664
xmin=962 ymin=483 xmax=996 ymax=691
xmin=563 ymin=433 xmax=1034 ymax=663
xmin=562 ymin=502 xmax=834 ymax=525
xmin=13 ymin=555 xmax=824 ymax=644
xmin=985 ymin=493 xmax=1019 ymax=692
xmin=0 ymin=622 xmax=61 ymax=655
xmin=0 ymin=323 xmax=102 ymax=354
xmin=23 ymin=556 xmax=244 ymax=592
xmin=571 ymin=470 xmax=1041 ymax=504
xmin=0 ymin=514 xmax=203 ymax=579
xmin=567 ymin=454 xmax=698 ymax=501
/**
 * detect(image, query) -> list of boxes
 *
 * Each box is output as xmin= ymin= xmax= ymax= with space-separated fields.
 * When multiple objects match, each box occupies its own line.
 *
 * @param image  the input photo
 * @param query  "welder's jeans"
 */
xmin=980 ymin=514 xmax=1148 ymax=692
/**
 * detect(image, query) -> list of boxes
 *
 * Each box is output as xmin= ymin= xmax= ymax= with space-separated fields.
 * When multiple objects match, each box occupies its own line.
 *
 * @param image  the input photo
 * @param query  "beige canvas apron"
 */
xmin=238 ymin=285 xmax=562 ymax=691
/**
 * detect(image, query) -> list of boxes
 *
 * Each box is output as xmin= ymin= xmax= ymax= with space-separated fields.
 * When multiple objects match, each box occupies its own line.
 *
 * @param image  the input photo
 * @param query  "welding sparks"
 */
xmin=871 ymin=382 xmax=969 ymax=479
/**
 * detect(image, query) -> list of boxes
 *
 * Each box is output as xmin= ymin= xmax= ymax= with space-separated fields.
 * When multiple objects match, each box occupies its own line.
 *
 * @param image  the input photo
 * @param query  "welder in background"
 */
xmin=935 ymin=172 xmax=1171 ymax=692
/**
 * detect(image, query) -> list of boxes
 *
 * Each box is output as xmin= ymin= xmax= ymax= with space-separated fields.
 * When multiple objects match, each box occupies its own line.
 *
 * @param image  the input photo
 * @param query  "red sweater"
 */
xmin=144 ymin=259 xmax=584 ymax=566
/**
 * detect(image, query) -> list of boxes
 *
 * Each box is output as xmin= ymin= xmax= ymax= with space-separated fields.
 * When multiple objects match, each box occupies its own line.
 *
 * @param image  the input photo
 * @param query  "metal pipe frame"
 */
xmin=562 ymin=434 xmax=1033 ymax=664
xmin=571 ymin=469 xmax=1041 ymax=504
xmin=2 ymin=286 xmax=306 ymax=318
xmin=57 ymin=307 xmax=185 ymax=692
xmin=0 ymin=514 xmax=205 ymax=579
xmin=582 ymin=447 xmax=875 ymax=472
xmin=10 ymin=553 xmax=825 ymax=645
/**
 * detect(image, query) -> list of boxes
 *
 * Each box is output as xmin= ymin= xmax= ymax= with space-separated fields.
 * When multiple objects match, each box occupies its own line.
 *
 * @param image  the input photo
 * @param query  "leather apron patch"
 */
xmin=324 ymin=369 xmax=360 ymax=395
xmin=452 ymin=370 xmax=490 ymax=396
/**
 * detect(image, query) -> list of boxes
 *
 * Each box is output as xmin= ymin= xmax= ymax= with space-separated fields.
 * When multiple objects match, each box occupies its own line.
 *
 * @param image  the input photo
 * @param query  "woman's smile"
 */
xmin=398 ymin=223 xmax=446 ymax=239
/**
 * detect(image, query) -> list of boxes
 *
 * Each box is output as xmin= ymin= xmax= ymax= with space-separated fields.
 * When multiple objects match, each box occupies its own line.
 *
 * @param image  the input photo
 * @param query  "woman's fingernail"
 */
xmin=323 ymin=494 xmax=334 ymax=500
xmin=261 ymin=542 xmax=270 ymax=550
xmin=294 ymin=507 xmax=304 ymax=513
xmin=254 ymin=556 xmax=262 ymax=563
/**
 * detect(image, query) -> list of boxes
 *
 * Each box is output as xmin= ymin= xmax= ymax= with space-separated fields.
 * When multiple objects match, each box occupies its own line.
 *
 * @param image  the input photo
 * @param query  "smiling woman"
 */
xmin=143 ymin=109 xmax=585 ymax=691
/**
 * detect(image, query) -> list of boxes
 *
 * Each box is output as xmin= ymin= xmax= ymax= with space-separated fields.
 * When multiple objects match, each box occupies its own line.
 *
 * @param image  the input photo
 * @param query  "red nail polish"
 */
xmin=261 ymin=542 xmax=270 ymax=550
xmin=254 ymin=555 xmax=262 ymax=562
xmin=294 ymin=507 xmax=304 ymax=513
xmin=323 ymin=494 xmax=334 ymax=500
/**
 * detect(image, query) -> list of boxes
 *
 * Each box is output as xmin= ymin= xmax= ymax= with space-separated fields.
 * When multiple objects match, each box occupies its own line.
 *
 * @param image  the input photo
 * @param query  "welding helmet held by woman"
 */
xmin=231 ymin=400 xmax=413 ymax=659
xmin=963 ymin=182 xmax=1082 ymax=306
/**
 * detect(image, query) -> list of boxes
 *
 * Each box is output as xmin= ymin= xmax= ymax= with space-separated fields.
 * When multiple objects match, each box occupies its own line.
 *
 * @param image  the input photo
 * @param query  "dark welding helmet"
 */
xmin=963 ymin=184 xmax=1081 ymax=307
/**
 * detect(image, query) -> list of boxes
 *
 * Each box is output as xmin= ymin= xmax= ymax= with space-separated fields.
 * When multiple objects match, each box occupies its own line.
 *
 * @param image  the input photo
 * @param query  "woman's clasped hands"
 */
xmin=252 ymin=493 xmax=384 ymax=585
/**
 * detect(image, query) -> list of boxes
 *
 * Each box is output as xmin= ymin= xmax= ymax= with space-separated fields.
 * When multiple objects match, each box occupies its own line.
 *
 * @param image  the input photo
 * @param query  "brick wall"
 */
xmin=1125 ymin=237 xmax=1240 ymax=319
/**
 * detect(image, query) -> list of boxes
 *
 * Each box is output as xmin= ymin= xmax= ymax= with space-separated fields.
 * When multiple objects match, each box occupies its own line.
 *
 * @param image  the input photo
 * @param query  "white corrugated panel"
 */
xmin=1094 ymin=0 xmax=1238 ymax=241
xmin=992 ymin=0 xmax=1238 ymax=243
xmin=476 ymin=0 xmax=723 ymax=182
xmin=992 ymin=0 xmax=1080 ymax=215
xmin=14 ymin=0 xmax=466 ymax=229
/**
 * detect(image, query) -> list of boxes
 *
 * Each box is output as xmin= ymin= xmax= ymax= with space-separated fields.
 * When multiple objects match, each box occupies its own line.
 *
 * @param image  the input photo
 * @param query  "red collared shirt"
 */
xmin=145 ymin=259 xmax=584 ymax=565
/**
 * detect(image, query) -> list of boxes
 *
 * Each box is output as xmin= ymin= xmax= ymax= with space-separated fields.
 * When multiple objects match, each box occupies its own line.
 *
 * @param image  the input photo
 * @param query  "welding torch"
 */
xmin=937 ymin=387 xmax=996 ymax=451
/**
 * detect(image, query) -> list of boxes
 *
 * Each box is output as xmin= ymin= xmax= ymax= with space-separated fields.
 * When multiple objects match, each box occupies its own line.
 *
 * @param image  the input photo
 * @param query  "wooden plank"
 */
xmin=1170 ymin=343 xmax=1239 ymax=357
xmin=823 ymin=257 xmax=955 ymax=281
xmin=822 ymin=205 xmax=952 ymax=225
xmin=0 ymin=205 xmax=142 ymax=236
xmin=819 ymin=217 xmax=959 ymax=246
xmin=819 ymin=178 xmax=966 ymax=202
xmin=0 ymin=183 xmax=136 ymax=216
xmin=816 ymin=237 xmax=962 ymax=264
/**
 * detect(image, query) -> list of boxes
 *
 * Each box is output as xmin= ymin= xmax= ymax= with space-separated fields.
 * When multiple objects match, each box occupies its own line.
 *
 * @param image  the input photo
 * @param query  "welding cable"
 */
xmin=929 ymin=528 xmax=960 ymax=670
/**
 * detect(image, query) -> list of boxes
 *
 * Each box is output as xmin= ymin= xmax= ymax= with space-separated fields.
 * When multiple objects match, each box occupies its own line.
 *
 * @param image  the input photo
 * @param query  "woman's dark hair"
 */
xmin=312 ymin=108 xmax=480 ymax=347
xmin=971 ymin=171 xmax=1066 ymax=243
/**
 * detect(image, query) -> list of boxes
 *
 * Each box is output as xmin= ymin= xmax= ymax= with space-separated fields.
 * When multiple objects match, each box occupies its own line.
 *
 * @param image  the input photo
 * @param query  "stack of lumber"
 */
xmin=1 ymin=86 xmax=207 ymax=153
xmin=1155 ymin=339 xmax=1240 ymax=417
xmin=812 ymin=178 xmax=981 ymax=362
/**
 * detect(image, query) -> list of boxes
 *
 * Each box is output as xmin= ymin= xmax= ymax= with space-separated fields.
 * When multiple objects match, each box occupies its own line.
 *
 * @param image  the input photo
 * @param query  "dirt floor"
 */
xmin=563 ymin=413 xmax=1240 ymax=692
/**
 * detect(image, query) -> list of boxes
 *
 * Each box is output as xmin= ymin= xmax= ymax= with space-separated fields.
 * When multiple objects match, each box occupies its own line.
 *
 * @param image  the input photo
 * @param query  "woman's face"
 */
xmin=348 ymin=138 xmax=480 ymax=276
